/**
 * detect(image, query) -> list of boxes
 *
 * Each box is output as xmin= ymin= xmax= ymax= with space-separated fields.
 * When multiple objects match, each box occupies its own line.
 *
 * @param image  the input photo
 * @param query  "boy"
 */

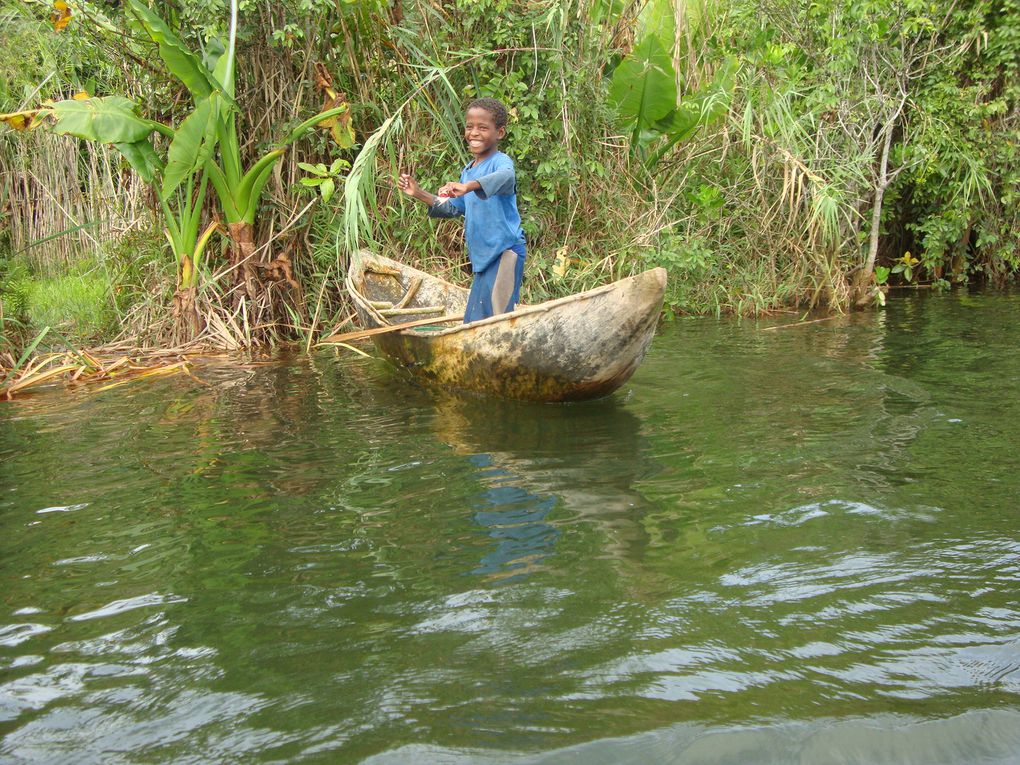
xmin=398 ymin=97 xmax=526 ymax=323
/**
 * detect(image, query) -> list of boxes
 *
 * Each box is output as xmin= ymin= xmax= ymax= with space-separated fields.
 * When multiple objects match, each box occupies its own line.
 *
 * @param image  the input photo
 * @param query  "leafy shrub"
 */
xmin=0 ymin=258 xmax=33 ymax=321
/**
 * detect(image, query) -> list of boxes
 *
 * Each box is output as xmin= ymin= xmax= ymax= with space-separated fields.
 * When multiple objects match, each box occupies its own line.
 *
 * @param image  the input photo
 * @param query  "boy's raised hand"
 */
xmin=438 ymin=181 xmax=475 ymax=198
xmin=397 ymin=173 xmax=419 ymax=197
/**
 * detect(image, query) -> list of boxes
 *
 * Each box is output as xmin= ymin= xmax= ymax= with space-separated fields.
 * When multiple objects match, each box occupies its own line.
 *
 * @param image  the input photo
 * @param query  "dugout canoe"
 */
xmin=343 ymin=251 xmax=667 ymax=402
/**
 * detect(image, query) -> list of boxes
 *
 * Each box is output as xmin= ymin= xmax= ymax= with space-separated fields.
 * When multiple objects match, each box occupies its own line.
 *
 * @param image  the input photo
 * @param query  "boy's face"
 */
xmin=464 ymin=107 xmax=505 ymax=160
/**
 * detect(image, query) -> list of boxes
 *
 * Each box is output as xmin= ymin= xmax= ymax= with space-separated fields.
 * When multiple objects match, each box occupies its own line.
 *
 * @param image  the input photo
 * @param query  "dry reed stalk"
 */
xmin=0 ymin=344 xmax=217 ymax=400
xmin=1 ymin=123 xmax=149 ymax=275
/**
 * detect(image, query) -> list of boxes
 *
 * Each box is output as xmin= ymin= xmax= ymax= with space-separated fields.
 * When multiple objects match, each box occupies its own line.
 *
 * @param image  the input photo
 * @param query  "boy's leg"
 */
xmin=490 ymin=250 xmax=519 ymax=315
xmin=463 ymin=249 xmax=524 ymax=323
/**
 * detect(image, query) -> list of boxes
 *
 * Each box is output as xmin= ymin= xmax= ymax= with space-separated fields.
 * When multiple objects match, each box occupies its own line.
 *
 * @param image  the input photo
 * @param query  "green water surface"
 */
xmin=2 ymin=290 xmax=1019 ymax=763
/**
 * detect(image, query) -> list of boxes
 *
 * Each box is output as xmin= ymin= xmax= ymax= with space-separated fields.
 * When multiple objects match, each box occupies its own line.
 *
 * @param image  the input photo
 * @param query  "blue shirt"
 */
xmin=428 ymin=151 xmax=526 ymax=273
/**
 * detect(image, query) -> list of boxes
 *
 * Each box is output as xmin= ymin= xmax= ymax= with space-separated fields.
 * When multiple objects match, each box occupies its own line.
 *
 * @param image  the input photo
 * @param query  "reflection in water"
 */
xmin=466 ymin=452 xmax=559 ymax=581
xmin=429 ymin=395 xmax=656 ymax=582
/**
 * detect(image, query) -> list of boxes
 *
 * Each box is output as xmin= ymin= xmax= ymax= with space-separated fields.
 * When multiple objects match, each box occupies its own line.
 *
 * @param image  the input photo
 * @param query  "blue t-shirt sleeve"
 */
xmin=427 ymin=196 xmax=466 ymax=218
xmin=475 ymin=165 xmax=516 ymax=199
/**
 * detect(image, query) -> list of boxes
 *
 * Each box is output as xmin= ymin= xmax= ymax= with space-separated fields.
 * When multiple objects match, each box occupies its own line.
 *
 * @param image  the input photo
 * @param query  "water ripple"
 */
xmin=67 ymin=593 xmax=188 ymax=623
xmin=3 ymin=296 xmax=1020 ymax=762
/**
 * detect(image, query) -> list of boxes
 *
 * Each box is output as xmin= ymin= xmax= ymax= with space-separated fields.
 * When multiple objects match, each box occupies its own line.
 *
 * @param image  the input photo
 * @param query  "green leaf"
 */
xmin=240 ymin=163 xmax=279 ymax=224
xmin=49 ymin=96 xmax=161 ymax=144
xmin=656 ymin=102 xmax=701 ymax=143
xmin=162 ymin=96 xmax=220 ymax=198
xmin=608 ymin=34 xmax=677 ymax=143
xmin=234 ymin=149 xmax=286 ymax=224
xmin=114 ymin=139 xmax=163 ymax=185
xmin=637 ymin=0 xmax=676 ymax=44
xmin=300 ymin=177 xmax=324 ymax=186
xmin=202 ymin=37 xmax=226 ymax=76
xmin=206 ymin=162 xmax=241 ymax=222
xmin=124 ymin=0 xmax=214 ymax=101
xmin=329 ymin=158 xmax=351 ymax=175
xmin=298 ymin=162 xmax=326 ymax=176
xmin=330 ymin=119 xmax=356 ymax=150
xmin=320 ymin=177 xmax=335 ymax=203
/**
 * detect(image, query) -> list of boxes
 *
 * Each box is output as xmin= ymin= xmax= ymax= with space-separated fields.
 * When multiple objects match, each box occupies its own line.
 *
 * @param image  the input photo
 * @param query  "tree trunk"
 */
xmin=172 ymin=285 xmax=201 ymax=343
xmin=865 ymin=124 xmax=894 ymax=272
xmin=227 ymin=221 xmax=260 ymax=302
xmin=853 ymin=111 xmax=897 ymax=306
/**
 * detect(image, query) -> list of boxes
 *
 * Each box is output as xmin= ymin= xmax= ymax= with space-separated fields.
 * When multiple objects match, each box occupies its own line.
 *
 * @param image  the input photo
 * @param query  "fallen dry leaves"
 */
xmin=0 ymin=344 xmax=214 ymax=400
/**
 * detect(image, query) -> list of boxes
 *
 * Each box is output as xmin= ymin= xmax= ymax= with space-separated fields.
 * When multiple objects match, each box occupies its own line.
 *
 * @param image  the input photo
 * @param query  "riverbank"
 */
xmin=2 ymin=0 xmax=1016 ymax=368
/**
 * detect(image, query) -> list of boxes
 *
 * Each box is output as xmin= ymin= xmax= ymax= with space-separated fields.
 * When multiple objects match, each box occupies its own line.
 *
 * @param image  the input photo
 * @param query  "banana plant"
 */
xmin=3 ymin=0 xmax=353 ymax=326
xmin=2 ymin=93 xmax=214 ymax=293
xmin=124 ymin=0 xmax=353 ymax=296
xmin=608 ymin=0 xmax=735 ymax=170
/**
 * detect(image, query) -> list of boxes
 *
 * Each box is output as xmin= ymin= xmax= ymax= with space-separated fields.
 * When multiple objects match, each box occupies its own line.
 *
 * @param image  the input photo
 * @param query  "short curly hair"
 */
xmin=466 ymin=98 xmax=509 ymax=129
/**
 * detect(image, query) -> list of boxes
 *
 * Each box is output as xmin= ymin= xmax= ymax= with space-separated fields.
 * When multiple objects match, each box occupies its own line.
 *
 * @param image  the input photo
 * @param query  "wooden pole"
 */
xmin=318 ymin=314 xmax=464 ymax=345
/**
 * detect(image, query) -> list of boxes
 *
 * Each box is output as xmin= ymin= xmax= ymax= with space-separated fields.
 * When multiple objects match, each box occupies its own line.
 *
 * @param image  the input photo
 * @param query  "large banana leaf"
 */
xmin=114 ymin=139 xmax=163 ymax=184
xmin=647 ymin=58 xmax=738 ymax=166
xmin=608 ymin=35 xmax=678 ymax=146
xmin=162 ymin=95 xmax=221 ymax=198
xmin=49 ymin=96 xmax=168 ymax=144
xmin=638 ymin=0 xmax=676 ymax=46
xmin=124 ymin=0 xmax=215 ymax=100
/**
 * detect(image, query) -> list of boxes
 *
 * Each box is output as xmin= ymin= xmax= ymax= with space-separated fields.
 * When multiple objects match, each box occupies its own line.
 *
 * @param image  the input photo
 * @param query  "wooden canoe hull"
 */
xmin=346 ymin=253 xmax=666 ymax=402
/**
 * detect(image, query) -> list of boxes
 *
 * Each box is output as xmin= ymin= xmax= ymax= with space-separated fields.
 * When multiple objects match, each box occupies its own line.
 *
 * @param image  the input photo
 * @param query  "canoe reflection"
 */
xmin=429 ymin=394 xmax=655 ymax=582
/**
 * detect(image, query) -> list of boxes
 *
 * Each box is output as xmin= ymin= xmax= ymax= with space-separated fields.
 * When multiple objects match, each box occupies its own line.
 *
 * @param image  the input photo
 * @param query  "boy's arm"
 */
xmin=437 ymin=171 xmax=513 ymax=200
xmin=473 ymin=166 xmax=516 ymax=199
xmin=398 ymin=173 xmax=439 ymax=205
xmin=429 ymin=196 xmax=465 ymax=219
xmin=439 ymin=158 xmax=516 ymax=200
xmin=400 ymin=172 xmax=465 ymax=218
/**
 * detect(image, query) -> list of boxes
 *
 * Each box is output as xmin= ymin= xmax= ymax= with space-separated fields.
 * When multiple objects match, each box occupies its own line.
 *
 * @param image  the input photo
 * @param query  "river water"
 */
xmin=2 ymin=290 xmax=1020 ymax=764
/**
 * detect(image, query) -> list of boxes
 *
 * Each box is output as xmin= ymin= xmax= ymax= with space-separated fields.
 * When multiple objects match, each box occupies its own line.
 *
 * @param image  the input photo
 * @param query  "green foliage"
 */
xmin=892 ymin=0 xmax=1020 ymax=284
xmin=0 ymin=258 xmax=33 ymax=321
xmin=124 ymin=0 xmax=220 ymax=101
xmin=299 ymin=159 xmax=350 ymax=204
xmin=609 ymin=35 xmax=677 ymax=145
xmin=26 ymin=271 xmax=117 ymax=343
xmin=0 ymin=256 xmax=118 ymax=346
xmin=890 ymin=252 xmax=921 ymax=283
xmin=608 ymin=18 xmax=736 ymax=169
xmin=48 ymin=96 xmax=163 ymax=145
xmin=162 ymin=95 xmax=220 ymax=198
xmin=4 ymin=0 xmax=1019 ymax=349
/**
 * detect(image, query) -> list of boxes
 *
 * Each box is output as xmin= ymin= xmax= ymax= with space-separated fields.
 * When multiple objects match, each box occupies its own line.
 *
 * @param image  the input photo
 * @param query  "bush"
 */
xmin=0 ymin=258 xmax=32 ymax=321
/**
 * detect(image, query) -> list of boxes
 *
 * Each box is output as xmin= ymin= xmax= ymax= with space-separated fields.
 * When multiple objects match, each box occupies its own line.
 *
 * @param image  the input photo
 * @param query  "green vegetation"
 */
xmin=1 ymin=0 xmax=1017 ymax=354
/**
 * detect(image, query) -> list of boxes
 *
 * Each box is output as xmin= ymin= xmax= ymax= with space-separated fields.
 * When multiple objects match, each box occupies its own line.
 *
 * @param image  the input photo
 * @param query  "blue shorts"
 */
xmin=464 ymin=245 xmax=526 ymax=323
